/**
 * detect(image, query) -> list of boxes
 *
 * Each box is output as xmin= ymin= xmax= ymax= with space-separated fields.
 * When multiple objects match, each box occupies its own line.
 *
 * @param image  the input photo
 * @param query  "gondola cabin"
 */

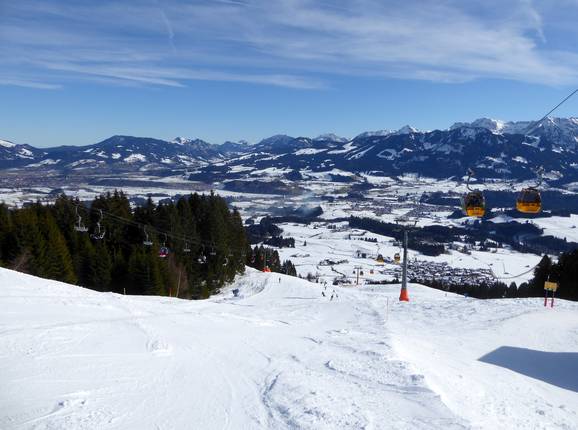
xmin=461 ymin=191 xmax=485 ymax=217
xmin=159 ymin=246 xmax=169 ymax=258
xmin=394 ymin=253 xmax=401 ymax=264
xmin=375 ymin=254 xmax=384 ymax=264
xmin=516 ymin=188 xmax=541 ymax=214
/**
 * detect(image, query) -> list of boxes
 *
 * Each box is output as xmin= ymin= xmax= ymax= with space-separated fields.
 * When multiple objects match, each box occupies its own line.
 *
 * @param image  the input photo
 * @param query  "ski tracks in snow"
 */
xmin=249 ymin=276 xmax=467 ymax=429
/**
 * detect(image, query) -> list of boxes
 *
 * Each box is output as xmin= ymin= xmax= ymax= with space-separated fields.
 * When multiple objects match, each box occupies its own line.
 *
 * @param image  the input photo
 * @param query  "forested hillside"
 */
xmin=0 ymin=192 xmax=249 ymax=298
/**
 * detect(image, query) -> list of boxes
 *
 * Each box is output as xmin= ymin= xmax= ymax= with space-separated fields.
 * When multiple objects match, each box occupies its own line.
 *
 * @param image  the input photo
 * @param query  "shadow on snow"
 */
xmin=479 ymin=346 xmax=578 ymax=393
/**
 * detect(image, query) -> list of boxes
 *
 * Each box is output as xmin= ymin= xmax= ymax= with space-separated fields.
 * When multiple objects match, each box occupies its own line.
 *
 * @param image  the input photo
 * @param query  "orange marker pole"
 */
xmin=399 ymin=229 xmax=409 ymax=302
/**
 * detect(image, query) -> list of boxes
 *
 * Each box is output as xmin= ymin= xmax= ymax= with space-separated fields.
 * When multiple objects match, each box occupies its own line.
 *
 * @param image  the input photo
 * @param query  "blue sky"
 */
xmin=1 ymin=0 xmax=578 ymax=147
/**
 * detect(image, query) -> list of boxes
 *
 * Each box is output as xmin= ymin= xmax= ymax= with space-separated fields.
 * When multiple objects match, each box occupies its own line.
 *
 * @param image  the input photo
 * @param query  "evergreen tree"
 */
xmin=0 ymin=191 xmax=256 ymax=299
xmin=530 ymin=255 xmax=552 ymax=297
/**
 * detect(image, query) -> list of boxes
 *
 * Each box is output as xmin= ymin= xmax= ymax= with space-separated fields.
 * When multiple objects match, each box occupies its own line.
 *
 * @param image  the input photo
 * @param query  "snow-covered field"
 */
xmin=1 ymin=267 xmax=577 ymax=429
xmin=274 ymin=222 xmax=541 ymax=284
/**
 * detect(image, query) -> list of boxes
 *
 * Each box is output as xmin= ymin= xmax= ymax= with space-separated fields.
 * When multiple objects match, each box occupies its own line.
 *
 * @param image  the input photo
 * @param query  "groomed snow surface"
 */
xmin=1 ymin=268 xmax=577 ymax=429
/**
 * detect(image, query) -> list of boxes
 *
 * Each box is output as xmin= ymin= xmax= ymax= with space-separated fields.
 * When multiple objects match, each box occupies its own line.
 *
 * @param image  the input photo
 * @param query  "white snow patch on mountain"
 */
xmin=294 ymin=148 xmax=327 ymax=155
xmin=377 ymin=148 xmax=398 ymax=159
xmin=124 ymin=153 xmax=147 ymax=163
xmin=327 ymin=142 xmax=357 ymax=154
xmin=348 ymin=145 xmax=375 ymax=160
xmin=229 ymin=165 xmax=254 ymax=173
xmin=512 ymin=156 xmax=528 ymax=164
xmin=0 ymin=139 xmax=16 ymax=148
xmin=249 ymin=166 xmax=289 ymax=177
xmin=355 ymin=130 xmax=394 ymax=139
xmin=24 ymin=159 xmax=61 ymax=167
xmin=17 ymin=148 xmax=33 ymax=158
xmin=69 ymin=159 xmax=99 ymax=167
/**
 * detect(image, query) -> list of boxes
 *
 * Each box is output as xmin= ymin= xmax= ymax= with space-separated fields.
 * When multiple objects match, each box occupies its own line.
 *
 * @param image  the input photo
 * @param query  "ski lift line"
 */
xmin=489 ymin=260 xmax=542 ymax=281
xmin=70 ymin=202 xmax=241 ymax=255
xmin=522 ymin=89 xmax=578 ymax=136
xmin=468 ymin=247 xmax=542 ymax=281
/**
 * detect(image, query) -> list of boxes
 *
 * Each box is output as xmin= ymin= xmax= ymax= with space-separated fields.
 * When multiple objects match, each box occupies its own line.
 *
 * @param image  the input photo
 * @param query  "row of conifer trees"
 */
xmin=0 ymin=191 xmax=252 ymax=298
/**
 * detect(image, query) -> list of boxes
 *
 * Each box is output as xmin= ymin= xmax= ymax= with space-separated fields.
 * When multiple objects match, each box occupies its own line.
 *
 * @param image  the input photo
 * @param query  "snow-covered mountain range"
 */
xmin=2 ymin=117 xmax=578 ymax=184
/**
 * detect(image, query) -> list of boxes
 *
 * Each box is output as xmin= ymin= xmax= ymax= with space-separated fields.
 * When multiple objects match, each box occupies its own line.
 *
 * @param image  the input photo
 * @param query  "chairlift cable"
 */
xmin=522 ymin=89 xmax=578 ymax=136
xmin=489 ymin=260 xmax=542 ymax=281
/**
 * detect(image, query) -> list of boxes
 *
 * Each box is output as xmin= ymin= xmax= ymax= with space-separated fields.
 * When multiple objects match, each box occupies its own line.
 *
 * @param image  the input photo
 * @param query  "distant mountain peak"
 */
xmin=395 ymin=125 xmax=419 ymax=135
xmin=354 ymin=129 xmax=394 ymax=139
xmin=453 ymin=117 xmax=525 ymax=133
xmin=450 ymin=117 xmax=578 ymax=141
xmin=314 ymin=133 xmax=349 ymax=143
xmin=172 ymin=137 xmax=191 ymax=145
xmin=258 ymin=134 xmax=295 ymax=146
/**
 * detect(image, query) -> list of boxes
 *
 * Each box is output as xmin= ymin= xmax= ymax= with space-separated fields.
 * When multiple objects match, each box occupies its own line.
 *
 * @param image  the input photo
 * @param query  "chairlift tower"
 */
xmin=395 ymin=216 xmax=417 ymax=302
xmin=353 ymin=265 xmax=362 ymax=286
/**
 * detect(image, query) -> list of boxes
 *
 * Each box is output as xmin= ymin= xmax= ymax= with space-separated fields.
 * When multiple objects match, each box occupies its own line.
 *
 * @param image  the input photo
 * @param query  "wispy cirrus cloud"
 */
xmin=1 ymin=0 xmax=578 ymax=90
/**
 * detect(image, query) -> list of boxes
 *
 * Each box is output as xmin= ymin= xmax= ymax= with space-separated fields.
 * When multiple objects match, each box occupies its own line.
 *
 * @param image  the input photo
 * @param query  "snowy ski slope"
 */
xmin=1 ymin=267 xmax=577 ymax=429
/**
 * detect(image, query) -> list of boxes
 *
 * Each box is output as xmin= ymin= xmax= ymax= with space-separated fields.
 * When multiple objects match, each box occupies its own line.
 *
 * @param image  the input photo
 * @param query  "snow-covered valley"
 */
xmin=1 ymin=267 xmax=577 ymax=429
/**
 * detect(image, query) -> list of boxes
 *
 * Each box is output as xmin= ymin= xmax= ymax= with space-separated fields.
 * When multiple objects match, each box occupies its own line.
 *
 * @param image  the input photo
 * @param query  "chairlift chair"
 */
xmin=74 ymin=206 xmax=88 ymax=232
xmin=91 ymin=209 xmax=106 ymax=240
xmin=197 ymin=245 xmax=207 ymax=264
xmin=516 ymin=167 xmax=543 ymax=214
xmin=159 ymin=234 xmax=169 ymax=258
xmin=516 ymin=188 xmax=542 ymax=213
xmin=143 ymin=228 xmax=153 ymax=246
xmin=462 ymin=168 xmax=485 ymax=217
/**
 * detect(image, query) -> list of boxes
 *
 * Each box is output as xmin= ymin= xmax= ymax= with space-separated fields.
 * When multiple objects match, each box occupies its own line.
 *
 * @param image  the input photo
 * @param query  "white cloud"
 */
xmin=1 ymin=0 xmax=577 ymax=89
